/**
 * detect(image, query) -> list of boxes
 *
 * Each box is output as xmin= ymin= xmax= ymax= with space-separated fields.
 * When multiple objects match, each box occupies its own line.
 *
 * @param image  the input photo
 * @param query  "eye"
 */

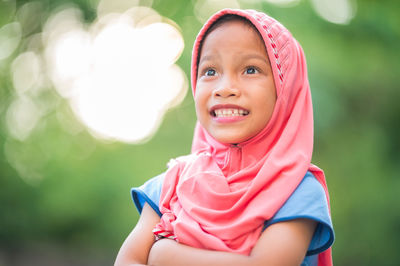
xmin=245 ymin=66 xmax=259 ymax=75
xmin=205 ymin=68 xmax=217 ymax=76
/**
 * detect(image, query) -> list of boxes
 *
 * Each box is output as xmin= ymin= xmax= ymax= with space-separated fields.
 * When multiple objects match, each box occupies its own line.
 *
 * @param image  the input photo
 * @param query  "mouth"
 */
xmin=210 ymin=106 xmax=250 ymax=118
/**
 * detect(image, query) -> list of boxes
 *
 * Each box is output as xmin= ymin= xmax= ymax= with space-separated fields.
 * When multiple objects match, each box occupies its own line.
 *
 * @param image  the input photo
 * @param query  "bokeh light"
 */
xmin=310 ymin=0 xmax=356 ymax=25
xmin=194 ymin=0 xmax=241 ymax=23
xmin=0 ymin=22 xmax=21 ymax=60
xmin=11 ymin=51 xmax=43 ymax=95
xmin=2 ymin=0 xmax=400 ymax=265
xmin=16 ymin=1 xmax=45 ymax=36
xmin=6 ymin=95 xmax=41 ymax=141
xmin=262 ymin=0 xmax=300 ymax=6
xmin=201 ymin=0 xmax=356 ymax=25
xmin=4 ymin=137 xmax=46 ymax=185
xmin=42 ymin=5 xmax=187 ymax=143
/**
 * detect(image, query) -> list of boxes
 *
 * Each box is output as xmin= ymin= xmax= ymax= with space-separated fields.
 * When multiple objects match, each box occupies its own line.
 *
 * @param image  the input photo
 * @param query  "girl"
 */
xmin=115 ymin=8 xmax=334 ymax=266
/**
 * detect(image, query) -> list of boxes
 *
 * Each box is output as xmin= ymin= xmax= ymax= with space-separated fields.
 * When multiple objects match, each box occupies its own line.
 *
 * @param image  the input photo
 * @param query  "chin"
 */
xmin=214 ymin=135 xmax=247 ymax=145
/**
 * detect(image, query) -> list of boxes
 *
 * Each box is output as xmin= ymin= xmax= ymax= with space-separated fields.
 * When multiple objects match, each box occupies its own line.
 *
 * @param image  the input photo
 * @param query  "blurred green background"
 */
xmin=1 ymin=0 xmax=399 ymax=265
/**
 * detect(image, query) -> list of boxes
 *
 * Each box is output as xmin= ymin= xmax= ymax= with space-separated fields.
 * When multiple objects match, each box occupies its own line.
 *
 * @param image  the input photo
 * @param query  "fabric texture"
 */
xmin=154 ymin=8 xmax=333 ymax=265
xmin=131 ymin=171 xmax=334 ymax=265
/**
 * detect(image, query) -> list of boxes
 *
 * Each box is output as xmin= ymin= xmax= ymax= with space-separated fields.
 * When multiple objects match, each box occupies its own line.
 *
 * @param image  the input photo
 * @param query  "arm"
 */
xmin=148 ymin=218 xmax=316 ymax=266
xmin=114 ymin=203 xmax=160 ymax=266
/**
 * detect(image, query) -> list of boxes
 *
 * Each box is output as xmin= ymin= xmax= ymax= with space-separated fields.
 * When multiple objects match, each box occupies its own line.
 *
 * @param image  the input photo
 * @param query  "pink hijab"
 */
xmin=154 ymin=8 xmax=332 ymax=265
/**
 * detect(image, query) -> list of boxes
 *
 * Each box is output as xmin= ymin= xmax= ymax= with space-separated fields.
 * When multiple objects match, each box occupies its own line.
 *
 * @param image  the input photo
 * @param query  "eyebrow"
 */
xmin=240 ymin=53 xmax=269 ymax=63
xmin=199 ymin=53 xmax=269 ymax=66
xmin=198 ymin=55 xmax=216 ymax=66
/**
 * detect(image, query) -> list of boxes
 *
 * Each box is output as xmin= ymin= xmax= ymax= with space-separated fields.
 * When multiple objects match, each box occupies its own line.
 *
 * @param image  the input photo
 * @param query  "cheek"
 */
xmin=255 ymin=91 xmax=276 ymax=125
xmin=194 ymin=86 xmax=209 ymax=107
xmin=194 ymin=93 xmax=207 ymax=119
xmin=262 ymin=98 xmax=276 ymax=126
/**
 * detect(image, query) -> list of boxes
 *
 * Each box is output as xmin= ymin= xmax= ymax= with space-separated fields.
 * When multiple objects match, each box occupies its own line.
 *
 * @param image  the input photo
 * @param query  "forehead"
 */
xmin=199 ymin=19 xmax=267 ymax=58
xmin=207 ymin=15 xmax=258 ymax=35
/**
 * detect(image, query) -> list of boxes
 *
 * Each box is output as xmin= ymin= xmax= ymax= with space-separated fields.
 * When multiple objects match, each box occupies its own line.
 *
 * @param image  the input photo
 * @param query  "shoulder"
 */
xmin=129 ymin=153 xmax=204 ymax=217
xmin=273 ymin=172 xmax=330 ymax=219
xmin=264 ymin=171 xmax=334 ymax=257
xmin=131 ymin=172 xmax=165 ymax=216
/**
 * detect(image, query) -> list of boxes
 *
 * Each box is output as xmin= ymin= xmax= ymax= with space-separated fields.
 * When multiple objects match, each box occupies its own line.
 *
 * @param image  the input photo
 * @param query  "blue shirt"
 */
xmin=131 ymin=171 xmax=334 ymax=266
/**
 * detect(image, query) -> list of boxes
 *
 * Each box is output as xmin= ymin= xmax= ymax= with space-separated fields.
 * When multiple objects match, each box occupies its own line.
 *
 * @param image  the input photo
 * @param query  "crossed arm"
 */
xmin=114 ymin=203 xmax=316 ymax=266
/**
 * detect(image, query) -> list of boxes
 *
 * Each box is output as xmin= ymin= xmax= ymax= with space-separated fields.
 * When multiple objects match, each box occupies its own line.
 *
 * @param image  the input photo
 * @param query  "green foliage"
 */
xmin=0 ymin=0 xmax=399 ymax=265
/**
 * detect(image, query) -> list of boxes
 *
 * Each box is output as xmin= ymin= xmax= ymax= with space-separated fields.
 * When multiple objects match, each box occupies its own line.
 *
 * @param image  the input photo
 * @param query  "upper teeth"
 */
xmin=214 ymin=109 xmax=249 ymax=117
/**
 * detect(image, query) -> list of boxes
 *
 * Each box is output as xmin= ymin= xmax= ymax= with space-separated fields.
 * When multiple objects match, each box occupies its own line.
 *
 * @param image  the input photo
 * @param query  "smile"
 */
xmin=212 ymin=108 xmax=249 ymax=118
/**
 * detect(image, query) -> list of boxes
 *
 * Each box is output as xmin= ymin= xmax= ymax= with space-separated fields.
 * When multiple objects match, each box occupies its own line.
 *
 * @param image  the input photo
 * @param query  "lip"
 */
xmin=209 ymin=104 xmax=249 ymax=123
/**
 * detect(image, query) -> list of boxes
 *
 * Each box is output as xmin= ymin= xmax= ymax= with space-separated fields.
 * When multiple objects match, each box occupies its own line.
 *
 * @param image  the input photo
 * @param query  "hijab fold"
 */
xmin=154 ymin=8 xmax=332 ymax=265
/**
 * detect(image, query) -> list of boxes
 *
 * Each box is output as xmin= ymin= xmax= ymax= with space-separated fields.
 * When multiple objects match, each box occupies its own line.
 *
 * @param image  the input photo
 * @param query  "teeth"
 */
xmin=213 ymin=108 xmax=249 ymax=117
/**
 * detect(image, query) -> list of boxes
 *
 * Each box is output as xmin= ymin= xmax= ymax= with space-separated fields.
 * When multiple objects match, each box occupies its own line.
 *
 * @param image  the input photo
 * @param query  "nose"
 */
xmin=213 ymin=76 xmax=241 ymax=98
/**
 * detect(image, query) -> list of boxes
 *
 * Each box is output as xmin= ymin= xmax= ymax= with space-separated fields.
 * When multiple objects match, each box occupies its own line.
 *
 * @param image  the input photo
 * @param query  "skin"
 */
xmin=115 ymin=19 xmax=317 ymax=266
xmin=195 ymin=19 xmax=276 ymax=144
xmin=115 ymin=204 xmax=316 ymax=266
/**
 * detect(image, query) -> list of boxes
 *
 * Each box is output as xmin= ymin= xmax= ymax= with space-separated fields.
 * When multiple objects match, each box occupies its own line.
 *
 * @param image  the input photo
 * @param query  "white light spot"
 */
xmin=97 ymin=0 xmax=140 ymax=17
xmin=45 ymin=28 xmax=92 ymax=98
xmin=6 ymin=96 xmax=41 ymax=141
xmin=43 ymin=7 xmax=187 ymax=143
xmin=127 ymin=7 xmax=163 ymax=29
xmin=12 ymin=51 xmax=42 ymax=95
xmin=0 ymin=22 xmax=22 ymax=60
xmin=310 ymin=0 xmax=356 ymax=25
xmin=4 ymin=138 xmax=46 ymax=185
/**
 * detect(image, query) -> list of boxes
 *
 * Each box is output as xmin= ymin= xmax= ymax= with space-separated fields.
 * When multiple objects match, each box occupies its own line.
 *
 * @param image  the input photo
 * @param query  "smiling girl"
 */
xmin=115 ymin=8 xmax=334 ymax=266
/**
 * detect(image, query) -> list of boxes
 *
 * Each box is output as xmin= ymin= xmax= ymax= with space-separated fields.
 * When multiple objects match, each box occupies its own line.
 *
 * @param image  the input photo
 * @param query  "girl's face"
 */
xmin=195 ymin=20 xmax=276 ymax=144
